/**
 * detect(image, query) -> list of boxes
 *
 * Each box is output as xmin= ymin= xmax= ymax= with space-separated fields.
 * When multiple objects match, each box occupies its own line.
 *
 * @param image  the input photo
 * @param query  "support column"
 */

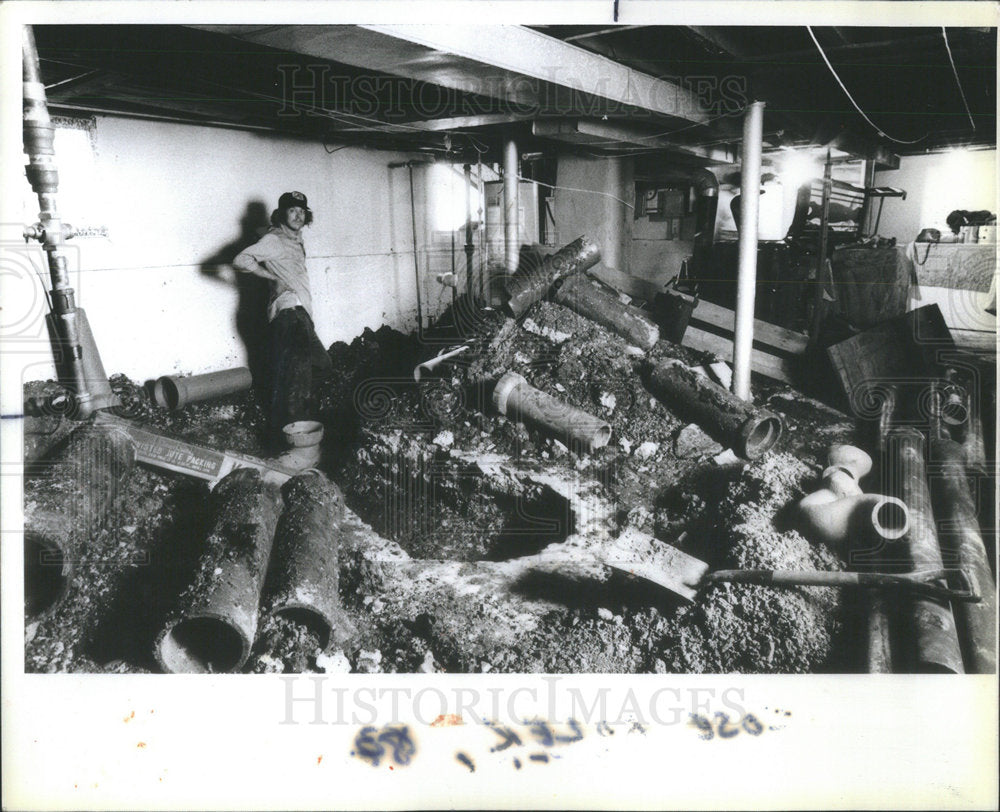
xmin=732 ymin=100 xmax=765 ymax=401
xmin=503 ymin=139 xmax=520 ymax=276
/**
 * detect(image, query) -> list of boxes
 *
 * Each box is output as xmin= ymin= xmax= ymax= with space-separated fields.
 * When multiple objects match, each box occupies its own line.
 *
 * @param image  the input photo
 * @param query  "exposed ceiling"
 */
xmin=34 ymin=24 xmax=996 ymax=170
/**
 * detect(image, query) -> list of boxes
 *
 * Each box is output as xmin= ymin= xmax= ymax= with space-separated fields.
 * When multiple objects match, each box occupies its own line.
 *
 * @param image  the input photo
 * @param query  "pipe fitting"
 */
xmin=797 ymin=490 xmax=909 ymax=553
xmin=797 ymin=446 xmax=908 ymax=554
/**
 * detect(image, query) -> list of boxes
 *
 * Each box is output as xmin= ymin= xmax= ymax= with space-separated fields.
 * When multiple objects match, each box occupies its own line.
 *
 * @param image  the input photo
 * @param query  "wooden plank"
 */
xmin=950 ymin=329 xmax=998 ymax=354
xmin=681 ymin=325 xmax=795 ymax=383
xmin=690 ymin=298 xmax=809 ymax=355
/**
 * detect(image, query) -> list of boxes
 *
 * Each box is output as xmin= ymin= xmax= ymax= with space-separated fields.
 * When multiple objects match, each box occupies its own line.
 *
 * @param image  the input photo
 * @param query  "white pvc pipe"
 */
xmin=732 ymin=101 xmax=766 ymax=401
xmin=503 ymin=139 xmax=520 ymax=275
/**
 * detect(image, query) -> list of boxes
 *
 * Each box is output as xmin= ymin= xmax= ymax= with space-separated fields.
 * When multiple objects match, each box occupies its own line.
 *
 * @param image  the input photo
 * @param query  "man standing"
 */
xmin=233 ymin=191 xmax=332 ymax=447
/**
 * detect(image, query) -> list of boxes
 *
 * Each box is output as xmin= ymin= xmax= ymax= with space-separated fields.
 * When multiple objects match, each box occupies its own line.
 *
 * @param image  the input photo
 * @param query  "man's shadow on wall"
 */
xmin=200 ymin=201 xmax=272 ymax=388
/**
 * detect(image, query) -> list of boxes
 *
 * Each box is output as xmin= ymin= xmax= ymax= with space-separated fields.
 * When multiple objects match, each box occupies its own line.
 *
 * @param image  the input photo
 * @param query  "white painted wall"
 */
xmin=552 ymin=154 xmax=635 ymax=290
xmin=17 ymin=114 xmax=475 ymax=382
xmin=874 ymin=149 xmax=998 ymax=243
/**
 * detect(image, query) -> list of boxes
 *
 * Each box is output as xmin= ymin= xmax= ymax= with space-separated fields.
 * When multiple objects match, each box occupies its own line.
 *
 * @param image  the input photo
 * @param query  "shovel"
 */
xmin=603 ymin=528 xmax=981 ymax=604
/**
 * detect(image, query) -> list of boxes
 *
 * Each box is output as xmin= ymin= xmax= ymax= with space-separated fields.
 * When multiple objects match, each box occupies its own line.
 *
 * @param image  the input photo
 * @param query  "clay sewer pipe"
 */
xmin=24 ymin=421 xmax=136 ymax=616
xmin=493 ymin=371 xmax=611 ymax=452
xmin=152 ymin=367 xmax=253 ymax=410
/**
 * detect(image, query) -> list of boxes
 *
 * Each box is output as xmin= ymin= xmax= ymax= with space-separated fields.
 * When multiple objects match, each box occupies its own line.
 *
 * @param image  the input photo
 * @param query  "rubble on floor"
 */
xmin=23 ymin=300 xmax=862 ymax=674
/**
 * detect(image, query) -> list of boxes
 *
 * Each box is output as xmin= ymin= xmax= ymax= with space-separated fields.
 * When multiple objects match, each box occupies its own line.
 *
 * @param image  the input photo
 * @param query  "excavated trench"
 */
xmin=24 ymin=301 xmax=865 ymax=674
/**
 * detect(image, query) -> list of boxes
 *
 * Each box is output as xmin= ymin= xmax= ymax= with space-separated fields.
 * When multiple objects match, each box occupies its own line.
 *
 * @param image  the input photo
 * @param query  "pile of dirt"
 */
xmin=23 ymin=297 xmax=862 ymax=674
xmin=656 ymin=453 xmax=848 ymax=673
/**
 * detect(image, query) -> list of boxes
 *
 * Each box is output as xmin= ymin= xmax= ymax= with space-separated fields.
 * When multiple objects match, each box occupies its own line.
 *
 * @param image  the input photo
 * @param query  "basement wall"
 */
xmin=15 ymin=114 xmax=477 ymax=382
xmin=552 ymin=155 xmax=639 ymax=293
xmin=874 ymin=148 xmax=998 ymax=243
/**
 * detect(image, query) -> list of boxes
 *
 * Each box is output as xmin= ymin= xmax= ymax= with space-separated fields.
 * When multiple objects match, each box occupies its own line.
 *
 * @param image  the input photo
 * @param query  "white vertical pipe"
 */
xmin=503 ymin=139 xmax=520 ymax=275
xmin=732 ymin=100 xmax=765 ymax=401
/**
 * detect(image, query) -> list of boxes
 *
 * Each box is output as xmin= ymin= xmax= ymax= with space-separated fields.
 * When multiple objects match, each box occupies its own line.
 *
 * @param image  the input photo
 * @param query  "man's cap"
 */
xmin=278 ymin=191 xmax=310 ymax=211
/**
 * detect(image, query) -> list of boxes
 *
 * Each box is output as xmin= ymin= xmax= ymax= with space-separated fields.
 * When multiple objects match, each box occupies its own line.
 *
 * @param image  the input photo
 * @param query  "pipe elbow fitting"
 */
xmin=797 ymin=491 xmax=909 ymax=553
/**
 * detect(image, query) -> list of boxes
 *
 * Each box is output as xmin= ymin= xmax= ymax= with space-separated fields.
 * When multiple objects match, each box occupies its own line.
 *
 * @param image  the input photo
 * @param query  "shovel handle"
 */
xmin=703 ymin=568 xmax=981 ymax=603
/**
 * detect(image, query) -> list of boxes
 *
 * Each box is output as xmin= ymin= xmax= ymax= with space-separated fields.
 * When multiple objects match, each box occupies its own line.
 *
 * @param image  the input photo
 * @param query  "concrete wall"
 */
xmin=552 ymin=155 xmax=636 ymax=291
xmin=874 ymin=149 xmax=997 ymax=243
xmin=16 ymin=114 xmax=475 ymax=382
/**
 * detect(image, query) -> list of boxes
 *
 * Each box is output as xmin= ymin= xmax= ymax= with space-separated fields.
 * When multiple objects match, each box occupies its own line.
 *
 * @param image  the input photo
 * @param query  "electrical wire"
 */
xmin=516 ymin=174 xmax=635 ymax=210
xmin=941 ymin=27 xmax=976 ymax=132
xmin=806 ymin=26 xmax=928 ymax=145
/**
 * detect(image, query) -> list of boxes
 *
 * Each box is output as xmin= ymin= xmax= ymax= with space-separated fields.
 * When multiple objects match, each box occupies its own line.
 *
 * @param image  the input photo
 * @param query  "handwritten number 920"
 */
xmin=690 ymin=712 xmax=764 ymax=740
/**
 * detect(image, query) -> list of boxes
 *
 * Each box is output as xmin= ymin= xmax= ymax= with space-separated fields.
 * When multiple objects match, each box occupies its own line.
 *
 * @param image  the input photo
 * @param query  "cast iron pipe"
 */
xmin=155 ymin=467 xmax=283 ymax=673
xmin=493 ymin=371 xmax=611 ymax=451
xmin=929 ymin=438 xmax=996 ymax=673
xmin=732 ymin=100 xmax=765 ymax=401
xmin=23 ymin=25 xmax=117 ymax=416
xmin=504 ymin=235 xmax=602 ymax=318
xmin=886 ymin=427 xmax=965 ymax=673
xmin=644 ymin=357 xmax=782 ymax=459
xmin=24 ymin=420 xmax=136 ymax=615
xmin=553 ymin=274 xmax=660 ymax=351
xmin=262 ymin=471 xmax=356 ymax=649
xmin=152 ymin=367 xmax=253 ymax=410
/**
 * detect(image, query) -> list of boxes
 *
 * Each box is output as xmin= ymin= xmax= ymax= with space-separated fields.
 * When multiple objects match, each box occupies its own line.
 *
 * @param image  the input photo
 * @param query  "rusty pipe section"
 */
xmin=152 ymin=367 xmax=253 ymax=410
xmin=644 ymin=358 xmax=782 ymax=459
xmin=262 ymin=471 xmax=356 ymax=649
xmin=155 ymin=468 xmax=282 ymax=673
xmin=493 ymin=371 xmax=611 ymax=451
xmin=886 ymin=428 xmax=965 ymax=674
xmin=24 ymin=421 xmax=136 ymax=616
xmin=23 ymin=26 xmax=116 ymax=416
xmin=929 ymin=438 xmax=996 ymax=673
xmin=504 ymin=236 xmax=601 ymax=319
xmin=553 ymin=275 xmax=660 ymax=351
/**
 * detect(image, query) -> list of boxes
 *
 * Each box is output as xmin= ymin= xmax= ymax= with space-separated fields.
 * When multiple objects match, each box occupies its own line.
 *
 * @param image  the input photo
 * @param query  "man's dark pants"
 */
xmin=269 ymin=306 xmax=333 ymax=445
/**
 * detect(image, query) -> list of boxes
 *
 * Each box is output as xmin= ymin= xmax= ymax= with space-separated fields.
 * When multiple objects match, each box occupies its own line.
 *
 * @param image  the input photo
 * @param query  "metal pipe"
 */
xmin=929 ymin=438 xmax=996 ymax=673
xmin=645 ymin=357 xmax=782 ymax=459
xmin=503 ymin=138 xmax=520 ymax=276
xmin=504 ymin=235 xmax=601 ymax=318
xmin=152 ymin=367 xmax=253 ymax=410
xmin=464 ymin=163 xmax=475 ymax=300
xmin=155 ymin=467 xmax=283 ymax=673
xmin=493 ymin=371 xmax=611 ymax=451
xmin=263 ymin=471 xmax=356 ymax=649
xmin=23 ymin=25 xmax=116 ymax=416
xmin=886 ymin=427 xmax=965 ymax=673
xmin=24 ymin=421 xmax=136 ymax=615
xmin=553 ymin=274 xmax=659 ymax=350
xmin=732 ymin=100 xmax=765 ymax=401
xmin=407 ymin=164 xmax=424 ymax=331
xmin=810 ymin=150 xmax=834 ymax=343
xmin=413 ymin=344 xmax=470 ymax=382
